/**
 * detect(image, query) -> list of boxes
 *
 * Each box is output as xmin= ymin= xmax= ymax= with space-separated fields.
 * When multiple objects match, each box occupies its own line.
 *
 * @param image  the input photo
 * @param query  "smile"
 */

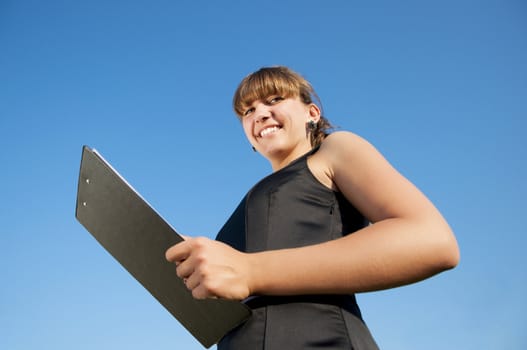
xmin=259 ymin=126 xmax=281 ymax=138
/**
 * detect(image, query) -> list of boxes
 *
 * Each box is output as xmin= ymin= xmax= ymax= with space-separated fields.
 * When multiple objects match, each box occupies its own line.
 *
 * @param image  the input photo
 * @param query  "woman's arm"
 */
xmin=166 ymin=132 xmax=459 ymax=299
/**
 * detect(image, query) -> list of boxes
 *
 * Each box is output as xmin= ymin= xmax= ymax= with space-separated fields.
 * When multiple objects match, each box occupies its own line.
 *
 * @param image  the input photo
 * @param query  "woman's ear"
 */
xmin=308 ymin=103 xmax=321 ymax=123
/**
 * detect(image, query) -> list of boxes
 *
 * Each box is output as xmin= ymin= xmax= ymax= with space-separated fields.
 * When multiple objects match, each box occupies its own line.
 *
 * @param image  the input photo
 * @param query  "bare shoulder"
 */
xmin=319 ymin=131 xmax=439 ymax=223
xmin=309 ymin=131 xmax=373 ymax=190
xmin=322 ymin=130 xmax=372 ymax=147
xmin=318 ymin=131 xmax=378 ymax=166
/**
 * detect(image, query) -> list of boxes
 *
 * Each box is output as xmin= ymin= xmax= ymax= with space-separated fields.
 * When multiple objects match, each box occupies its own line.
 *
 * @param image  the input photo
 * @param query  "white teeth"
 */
xmin=259 ymin=126 xmax=280 ymax=137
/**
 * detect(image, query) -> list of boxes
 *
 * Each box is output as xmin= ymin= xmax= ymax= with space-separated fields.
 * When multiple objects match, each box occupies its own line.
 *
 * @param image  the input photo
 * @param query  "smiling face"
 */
xmin=233 ymin=67 xmax=322 ymax=170
xmin=241 ymin=95 xmax=320 ymax=169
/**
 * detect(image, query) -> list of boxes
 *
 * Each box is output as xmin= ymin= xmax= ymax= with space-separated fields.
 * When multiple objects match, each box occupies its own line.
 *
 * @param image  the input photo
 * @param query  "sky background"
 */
xmin=1 ymin=0 xmax=526 ymax=349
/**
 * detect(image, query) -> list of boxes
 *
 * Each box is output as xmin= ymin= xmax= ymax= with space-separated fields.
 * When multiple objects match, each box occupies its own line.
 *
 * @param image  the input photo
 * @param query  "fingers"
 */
xmin=183 ymin=266 xmax=218 ymax=299
xmin=165 ymin=236 xmax=251 ymax=300
xmin=183 ymin=271 xmax=201 ymax=292
xmin=165 ymin=239 xmax=190 ymax=263
xmin=178 ymin=261 xmax=211 ymax=299
xmin=165 ymin=237 xmax=205 ymax=289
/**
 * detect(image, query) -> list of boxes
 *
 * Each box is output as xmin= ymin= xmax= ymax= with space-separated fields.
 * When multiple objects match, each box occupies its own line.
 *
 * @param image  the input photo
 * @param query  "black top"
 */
xmin=216 ymin=148 xmax=379 ymax=349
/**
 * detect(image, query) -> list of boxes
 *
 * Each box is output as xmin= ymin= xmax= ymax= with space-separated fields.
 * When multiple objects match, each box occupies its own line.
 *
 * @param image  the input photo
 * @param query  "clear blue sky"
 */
xmin=1 ymin=1 xmax=526 ymax=349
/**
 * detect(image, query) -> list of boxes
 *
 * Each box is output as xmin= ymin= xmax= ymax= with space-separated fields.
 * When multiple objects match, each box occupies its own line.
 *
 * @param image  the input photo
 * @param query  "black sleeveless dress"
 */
xmin=216 ymin=148 xmax=379 ymax=350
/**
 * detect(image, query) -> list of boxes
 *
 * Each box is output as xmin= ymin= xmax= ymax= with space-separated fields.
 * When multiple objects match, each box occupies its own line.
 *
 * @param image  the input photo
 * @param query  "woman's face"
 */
xmin=241 ymin=95 xmax=320 ymax=169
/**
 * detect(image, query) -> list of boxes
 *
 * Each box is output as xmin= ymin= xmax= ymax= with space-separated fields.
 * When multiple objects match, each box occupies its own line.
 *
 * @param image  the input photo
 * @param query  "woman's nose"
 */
xmin=255 ymin=114 xmax=270 ymax=123
xmin=253 ymin=104 xmax=271 ymax=123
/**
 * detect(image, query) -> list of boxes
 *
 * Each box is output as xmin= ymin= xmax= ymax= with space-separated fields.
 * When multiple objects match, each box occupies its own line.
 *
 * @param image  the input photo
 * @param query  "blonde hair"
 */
xmin=233 ymin=66 xmax=333 ymax=148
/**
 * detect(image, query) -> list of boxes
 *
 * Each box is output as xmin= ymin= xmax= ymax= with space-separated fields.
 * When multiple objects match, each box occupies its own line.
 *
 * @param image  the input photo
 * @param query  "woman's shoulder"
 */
xmin=309 ymin=131 xmax=369 ymax=190
xmin=317 ymin=131 xmax=383 ymax=174
xmin=320 ymin=131 xmax=371 ymax=154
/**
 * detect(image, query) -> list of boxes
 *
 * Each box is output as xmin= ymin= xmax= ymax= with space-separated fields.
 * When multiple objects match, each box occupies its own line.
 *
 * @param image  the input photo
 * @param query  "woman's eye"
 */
xmin=268 ymin=96 xmax=284 ymax=104
xmin=243 ymin=107 xmax=254 ymax=116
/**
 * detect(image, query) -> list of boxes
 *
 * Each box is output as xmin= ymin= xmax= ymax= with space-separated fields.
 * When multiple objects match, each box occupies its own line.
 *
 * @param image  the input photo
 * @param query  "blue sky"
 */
xmin=1 ymin=1 xmax=526 ymax=349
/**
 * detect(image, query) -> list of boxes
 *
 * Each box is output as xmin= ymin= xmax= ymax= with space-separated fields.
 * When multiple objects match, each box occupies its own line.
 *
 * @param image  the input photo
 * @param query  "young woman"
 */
xmin=166 ymin=66 xmax=460 ymax=349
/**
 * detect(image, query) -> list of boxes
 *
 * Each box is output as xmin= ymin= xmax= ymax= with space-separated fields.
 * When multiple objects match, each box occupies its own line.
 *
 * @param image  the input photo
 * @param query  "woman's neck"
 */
xmin=269 ymin=145 xmax=313 ymax=172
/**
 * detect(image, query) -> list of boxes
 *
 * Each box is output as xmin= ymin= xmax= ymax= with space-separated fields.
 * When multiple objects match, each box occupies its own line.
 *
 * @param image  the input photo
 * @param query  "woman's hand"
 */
xmin=165 ymin=236 xmax=252 ymax=300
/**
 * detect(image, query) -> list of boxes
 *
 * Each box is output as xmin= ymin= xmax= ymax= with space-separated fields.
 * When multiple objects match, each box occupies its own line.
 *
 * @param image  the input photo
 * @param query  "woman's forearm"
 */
xmin=247 ymin=216 xmax=459 ymax=296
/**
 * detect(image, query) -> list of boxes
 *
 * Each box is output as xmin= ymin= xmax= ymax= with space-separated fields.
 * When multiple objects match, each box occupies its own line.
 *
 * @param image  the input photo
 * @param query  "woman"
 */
xmin=166 ymin=66 xmax=460 ymax=349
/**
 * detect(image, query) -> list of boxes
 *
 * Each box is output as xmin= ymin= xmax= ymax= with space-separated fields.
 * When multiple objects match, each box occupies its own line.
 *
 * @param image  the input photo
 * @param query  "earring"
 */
xmin=252 ymin=146 xmax=257 ymax=152
xmin=307 ymin=120 xmax=317 ymax=131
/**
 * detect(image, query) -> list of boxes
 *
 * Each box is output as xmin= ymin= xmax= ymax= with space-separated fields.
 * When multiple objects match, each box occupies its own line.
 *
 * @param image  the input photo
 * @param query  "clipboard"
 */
xmin=75 ymin=146 xmax=251 ymax=348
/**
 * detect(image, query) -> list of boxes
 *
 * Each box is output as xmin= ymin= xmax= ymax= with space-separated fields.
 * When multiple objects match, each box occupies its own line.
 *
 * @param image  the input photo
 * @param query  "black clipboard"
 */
xmin=75 ymin=146 xmax=251 ymax=348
